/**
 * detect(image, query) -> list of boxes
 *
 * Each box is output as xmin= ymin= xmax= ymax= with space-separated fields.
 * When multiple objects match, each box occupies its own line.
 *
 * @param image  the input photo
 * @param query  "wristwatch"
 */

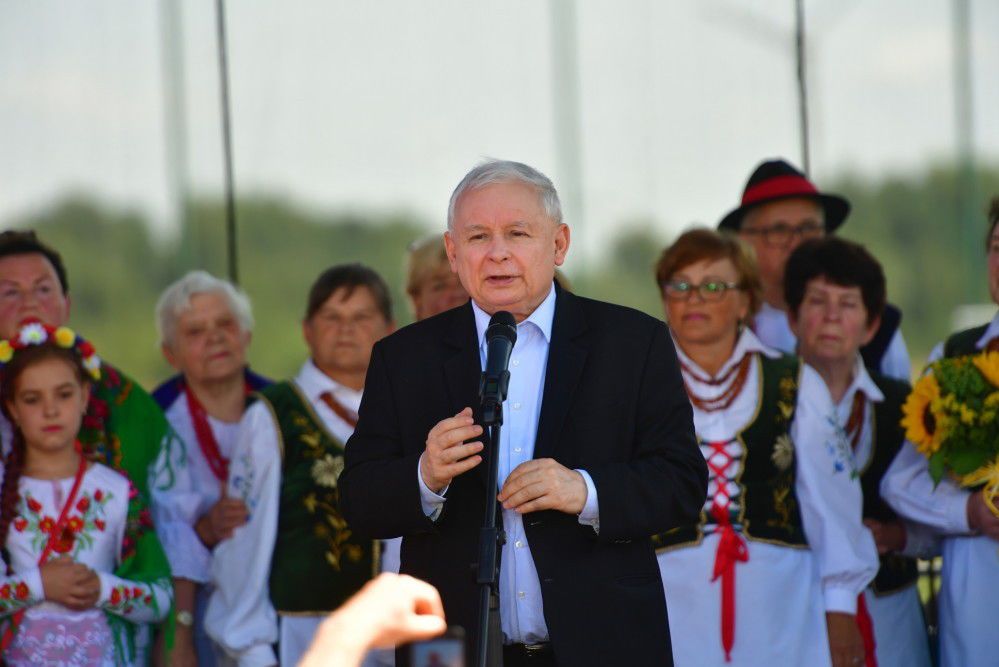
xmin=176 ymin=610 xmax=195 ymax=627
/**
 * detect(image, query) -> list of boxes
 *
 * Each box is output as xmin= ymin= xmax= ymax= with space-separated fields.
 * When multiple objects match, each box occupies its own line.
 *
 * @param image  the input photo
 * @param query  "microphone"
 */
xmin=479 ymin=311 xmax=517 ymax=426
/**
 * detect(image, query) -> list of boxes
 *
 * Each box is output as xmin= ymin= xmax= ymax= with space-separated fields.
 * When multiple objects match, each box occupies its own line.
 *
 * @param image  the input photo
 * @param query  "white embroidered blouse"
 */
xmin=0 ymin=462 xmax=172 ymax=666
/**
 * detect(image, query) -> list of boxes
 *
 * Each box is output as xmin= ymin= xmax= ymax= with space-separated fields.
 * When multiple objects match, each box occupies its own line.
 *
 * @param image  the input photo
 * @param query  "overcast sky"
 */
xmin=1 ymin=0 xmax=996 ymax=262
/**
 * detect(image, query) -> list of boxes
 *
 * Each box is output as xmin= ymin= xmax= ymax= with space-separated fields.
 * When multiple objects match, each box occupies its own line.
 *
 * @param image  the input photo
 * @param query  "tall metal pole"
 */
xmin=159 ymin=0 xmax=192 ymax=269
xmin=215 ymin=0 xmax=239 ymax=285
xmin=549 ymin=0 xmax=586 ymax=254
xmin=953 ymin=0 xmax=978 ymax=299
xmin=794 ymin=0 xmax=811 ymax=175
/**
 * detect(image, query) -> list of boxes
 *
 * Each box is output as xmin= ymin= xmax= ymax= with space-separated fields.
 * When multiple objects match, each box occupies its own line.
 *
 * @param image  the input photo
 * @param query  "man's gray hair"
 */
xmin=447 ymin=159 xmax=563 ymax=230
xmin=155 ymin=270 xmax=254 ymax=347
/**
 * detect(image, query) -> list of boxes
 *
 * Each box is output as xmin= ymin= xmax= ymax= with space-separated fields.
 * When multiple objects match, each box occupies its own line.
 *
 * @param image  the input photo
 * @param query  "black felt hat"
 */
xmin=717 ymin=159 xmax=850 ymax=232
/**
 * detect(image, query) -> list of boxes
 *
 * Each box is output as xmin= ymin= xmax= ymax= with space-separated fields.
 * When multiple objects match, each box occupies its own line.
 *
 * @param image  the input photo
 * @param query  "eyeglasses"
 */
xmin=740 ymin=222 xmax=824 ymax=247
xmin=661 ymin=280 xmax=743 ymax=302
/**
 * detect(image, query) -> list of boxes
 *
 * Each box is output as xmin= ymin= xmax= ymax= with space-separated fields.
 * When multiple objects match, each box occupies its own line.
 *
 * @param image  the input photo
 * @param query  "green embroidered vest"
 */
xmin=654 ymin=354 xmax=807 ymax=551
xmin=253 ymin=382 xmax=377 ymax=613
xmin=943 ymin=324 xmax=989 ymax=359
xmin=863 ymin=373 xmax=919 ymax=594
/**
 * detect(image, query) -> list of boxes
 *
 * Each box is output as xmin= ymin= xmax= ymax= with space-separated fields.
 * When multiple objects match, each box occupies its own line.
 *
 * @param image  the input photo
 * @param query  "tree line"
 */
xmin=5 ymin=162 xmax=997 ymax=387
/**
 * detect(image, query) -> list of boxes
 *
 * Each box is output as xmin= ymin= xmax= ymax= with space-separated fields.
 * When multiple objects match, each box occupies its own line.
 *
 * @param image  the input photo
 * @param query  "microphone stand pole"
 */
xmin=475 ymin=374 xmax=508 ymax=667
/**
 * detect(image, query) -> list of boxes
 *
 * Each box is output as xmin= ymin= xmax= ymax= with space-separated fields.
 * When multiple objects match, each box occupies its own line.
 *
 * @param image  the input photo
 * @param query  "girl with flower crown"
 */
xmin=0 ymin=321 xmax=173 ymax=665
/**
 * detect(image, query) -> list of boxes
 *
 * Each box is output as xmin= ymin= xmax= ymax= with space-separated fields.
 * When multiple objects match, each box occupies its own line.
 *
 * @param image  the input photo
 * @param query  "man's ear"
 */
xmin=444 ymin=232 xmax=458 ymax=272
xmin=553 ymin=224 xmax=570 ymax=267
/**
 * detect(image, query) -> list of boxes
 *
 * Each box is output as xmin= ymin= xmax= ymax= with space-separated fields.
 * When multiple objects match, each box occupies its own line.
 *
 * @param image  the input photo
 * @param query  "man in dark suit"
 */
xmin=339 ymin=160 xmax=707 ymax=666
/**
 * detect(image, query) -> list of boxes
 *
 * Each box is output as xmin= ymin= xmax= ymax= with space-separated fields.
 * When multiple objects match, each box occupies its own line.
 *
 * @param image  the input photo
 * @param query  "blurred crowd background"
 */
xmin=1 ymin=0 xmax=997 ymax=385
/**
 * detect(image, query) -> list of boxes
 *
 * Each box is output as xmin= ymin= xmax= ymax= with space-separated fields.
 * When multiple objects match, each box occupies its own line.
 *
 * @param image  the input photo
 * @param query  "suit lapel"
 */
xmin=533 ymin=288 xmax=588 ymax=460
xmin=441 ymin=304 xmax=489 ymax=486
xmin=442 ymin=303 xmax=482 ymax=417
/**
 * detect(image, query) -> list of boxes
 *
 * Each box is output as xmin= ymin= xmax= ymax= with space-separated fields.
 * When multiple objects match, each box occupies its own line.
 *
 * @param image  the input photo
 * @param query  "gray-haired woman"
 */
xmin=151 ymin=270 xmax=270 ymax=666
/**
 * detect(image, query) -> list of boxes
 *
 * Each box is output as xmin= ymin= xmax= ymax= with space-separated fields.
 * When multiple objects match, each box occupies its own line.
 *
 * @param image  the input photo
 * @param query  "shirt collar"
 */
xmin=673 ymin=326 xmax=779 ymax=378
xmin=295 ymin=359 xmax=363 ymax=408
xmin=471 ymin=284 xmax=557 ymax=351
xmin=842 ymin=354 xmax=885 ymax=406
xmin=975 ymin=311 xmax=999 ymax=349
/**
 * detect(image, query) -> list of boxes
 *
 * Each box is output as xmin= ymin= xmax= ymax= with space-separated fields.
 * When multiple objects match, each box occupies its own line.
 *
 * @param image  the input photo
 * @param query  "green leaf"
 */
xmin=948 ymin=447 xmax=990 ymax=476
xmin=928 ymin=451 xmax=947 ymax=485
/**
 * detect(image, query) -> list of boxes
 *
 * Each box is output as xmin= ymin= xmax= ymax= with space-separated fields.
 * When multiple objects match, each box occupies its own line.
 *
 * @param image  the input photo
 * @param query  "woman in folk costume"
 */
xmin=785 ymin=237 xmax=931 ymax=667
xmin=150 ymin=271 xmax=271 ymax=666
xmin=881 ymin=197 xmax=999 ymax=667
xmin=653 ymin=228 xmax=878 ymax=667
xmin=0 ymin=321 xmax=172 ymax=665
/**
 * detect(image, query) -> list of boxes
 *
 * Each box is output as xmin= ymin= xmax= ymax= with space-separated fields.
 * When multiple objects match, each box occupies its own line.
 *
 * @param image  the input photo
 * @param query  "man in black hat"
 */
xmin=718 ymin=158 xmax=910 ymax=381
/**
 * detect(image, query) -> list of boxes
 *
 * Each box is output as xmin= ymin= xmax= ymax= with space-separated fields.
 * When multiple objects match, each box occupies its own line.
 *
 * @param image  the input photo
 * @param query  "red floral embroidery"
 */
xmin=94 ymin=519 xmax=106 ymax=531
xmin=76 ymin=497 xmax=90 ymax=512
xmin=51 ymin=527 xmax=75 ymax=554
xmin=94 ymin=490 xmax=104 ymax=502
xmin=38 ymin=517 xmax=55 ymax=533
xmin=12 ymin=518 xmax=26 ymax=532
xmin=26 ymin=498 xmax=42 ymax=514
xmin=110 ymin=588 xmax=121 ymax=605
xmin=132 ymin=586 xmax=143 ymax=599
xmin=0 ymin=584 xmax=10 ymax=599
xmin=14 ymin=582 xmax=28 ymax=600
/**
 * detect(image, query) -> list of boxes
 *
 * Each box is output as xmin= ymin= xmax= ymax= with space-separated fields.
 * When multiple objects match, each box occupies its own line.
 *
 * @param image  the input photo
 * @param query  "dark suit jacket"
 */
xmin=339 ymin=286 xmax=706 ymax=666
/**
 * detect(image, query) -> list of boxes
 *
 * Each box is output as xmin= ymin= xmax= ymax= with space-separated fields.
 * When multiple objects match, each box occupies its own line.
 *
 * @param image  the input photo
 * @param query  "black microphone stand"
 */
xmin=474 ymin=370 xmax=509 ymax=667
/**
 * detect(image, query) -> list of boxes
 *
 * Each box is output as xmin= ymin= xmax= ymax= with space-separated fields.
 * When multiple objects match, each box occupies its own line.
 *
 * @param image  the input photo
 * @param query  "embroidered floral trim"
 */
xmin=0 ymin=580 xmax=32 ymax=612
xmin=120 ymin=480 xmax=154 ymax=561
xmin=17 ymin=489 xmax=112 ymax=558
xmin=770 ymin=434 xmax=794 ymax=471
xmin=292 ymin=412 xmax=365 ymax=571
xmin=311 ymin=454 xmax=344 ymax=489
xmin=105 ymin=583 xmax=154 ymax=615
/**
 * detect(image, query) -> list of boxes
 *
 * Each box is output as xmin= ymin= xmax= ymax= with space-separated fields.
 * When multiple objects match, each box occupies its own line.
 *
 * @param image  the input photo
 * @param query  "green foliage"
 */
xmin=831 ymin=165 xmax=999 ymax=364
xmin=4 ymin=161 xmax=996 ymax=390
xmin=925 ymin=355 xmax=999 ymax=483
xmin=10 ymin=194 xmax=427 ymax=386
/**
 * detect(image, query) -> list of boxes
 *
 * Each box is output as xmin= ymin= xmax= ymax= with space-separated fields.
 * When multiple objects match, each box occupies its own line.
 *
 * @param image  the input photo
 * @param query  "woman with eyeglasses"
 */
xmin=653 ymin=228 xmax=878 ymax=667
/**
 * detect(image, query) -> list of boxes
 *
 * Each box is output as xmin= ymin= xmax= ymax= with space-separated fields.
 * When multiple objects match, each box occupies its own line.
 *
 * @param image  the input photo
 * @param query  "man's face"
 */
xmin=0 ymin=253 xmax=70 ymax=339
xmin=303 ymin=286 xmax=393 ymax=379
xmin=738 ymin=198 xmax=824 ymax=299
xmin=163 ymin=292 xmax=250 ymax=386
xmin=445 ymin=180 xmax=569 ymax=322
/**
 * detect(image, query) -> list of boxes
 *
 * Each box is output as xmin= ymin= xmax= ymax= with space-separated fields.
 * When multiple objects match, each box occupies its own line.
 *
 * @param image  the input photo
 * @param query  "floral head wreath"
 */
xmin=0 ymin=319 xmax=102 ymax=381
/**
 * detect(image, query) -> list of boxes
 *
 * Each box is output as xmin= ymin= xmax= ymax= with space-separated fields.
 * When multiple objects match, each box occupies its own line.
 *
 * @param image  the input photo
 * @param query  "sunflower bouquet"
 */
xmin=902 ymin=351 xmax=999 ymax=516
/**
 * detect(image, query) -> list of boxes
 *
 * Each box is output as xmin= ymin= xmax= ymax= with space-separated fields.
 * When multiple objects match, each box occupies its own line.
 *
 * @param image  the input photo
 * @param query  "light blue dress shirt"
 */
xmin=418 ymin=286 xmax=599 ymax=644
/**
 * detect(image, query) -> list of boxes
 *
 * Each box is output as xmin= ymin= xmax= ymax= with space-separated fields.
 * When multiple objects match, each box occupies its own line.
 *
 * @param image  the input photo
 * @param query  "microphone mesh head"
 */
xmin=486 ymin=311 xmax=517 ymax=344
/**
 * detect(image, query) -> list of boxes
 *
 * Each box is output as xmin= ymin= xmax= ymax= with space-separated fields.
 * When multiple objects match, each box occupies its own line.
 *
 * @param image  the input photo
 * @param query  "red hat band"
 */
xmin=742 ymin=174 xmax=818 ymax=207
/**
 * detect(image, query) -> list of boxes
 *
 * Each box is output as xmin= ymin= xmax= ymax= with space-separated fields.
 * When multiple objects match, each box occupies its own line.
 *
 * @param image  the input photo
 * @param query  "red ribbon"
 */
xmin=856 ymin=593 xmax=878 ymax=667
xmin=1 ymin=444 xmax=87 ymax=652
xmin=711 ymin=522 xmax=749 ymax=662
xmin=184 ymin=382 xmax=248 ymax=483
xmin=742 ymin=174 xmax=818 ymax=206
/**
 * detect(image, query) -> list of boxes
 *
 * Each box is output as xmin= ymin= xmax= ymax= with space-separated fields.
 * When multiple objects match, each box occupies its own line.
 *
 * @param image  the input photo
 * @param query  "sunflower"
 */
xmin=974 ymin=351 xmax=999 ymax=389
xmin=902 ymin=374 xmax=947 ymax=456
